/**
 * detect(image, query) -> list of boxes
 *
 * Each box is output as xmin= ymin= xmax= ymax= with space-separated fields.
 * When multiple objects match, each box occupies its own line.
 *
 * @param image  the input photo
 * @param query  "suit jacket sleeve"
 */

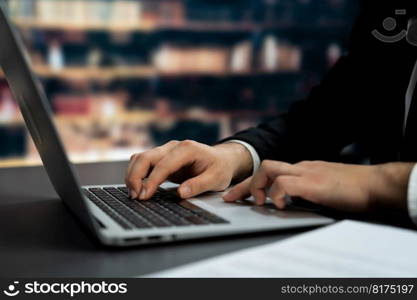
xmin=220 ymin=4 xmax=376 ymax=163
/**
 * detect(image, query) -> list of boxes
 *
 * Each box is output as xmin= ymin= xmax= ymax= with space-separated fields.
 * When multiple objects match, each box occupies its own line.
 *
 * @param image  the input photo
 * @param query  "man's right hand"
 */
xmin=125 ymin=140 xmax=253 ymax=200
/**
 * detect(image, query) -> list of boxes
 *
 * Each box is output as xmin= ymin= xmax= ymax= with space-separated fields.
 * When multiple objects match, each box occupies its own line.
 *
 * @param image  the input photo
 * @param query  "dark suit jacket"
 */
xmin=223 ymin=1 xmax=417 ymax=164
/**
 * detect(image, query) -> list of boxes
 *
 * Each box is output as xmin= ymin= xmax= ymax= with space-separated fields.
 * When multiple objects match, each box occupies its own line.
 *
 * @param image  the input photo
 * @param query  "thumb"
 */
xmin=223 ymin=177 xmax=252 ymax=202
xmin=178 ymin=172 xmax=218 ymax=198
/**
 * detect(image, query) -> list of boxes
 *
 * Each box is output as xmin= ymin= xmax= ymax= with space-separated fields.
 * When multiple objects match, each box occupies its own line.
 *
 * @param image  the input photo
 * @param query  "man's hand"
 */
xmin=125 ymin=140 xmax=253 ymax=200
xmin=223 ymin=160 xmax=415 ymax=213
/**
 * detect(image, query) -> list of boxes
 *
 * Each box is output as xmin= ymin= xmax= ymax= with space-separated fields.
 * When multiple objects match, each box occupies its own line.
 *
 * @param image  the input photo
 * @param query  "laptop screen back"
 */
xmin=0 ymin=6 xmax=97 ymax=233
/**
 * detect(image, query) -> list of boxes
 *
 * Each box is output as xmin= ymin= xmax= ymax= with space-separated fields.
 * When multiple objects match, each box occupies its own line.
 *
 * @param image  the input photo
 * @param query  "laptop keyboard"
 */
xmin=83 ymin=186 xmax=229 ymax=230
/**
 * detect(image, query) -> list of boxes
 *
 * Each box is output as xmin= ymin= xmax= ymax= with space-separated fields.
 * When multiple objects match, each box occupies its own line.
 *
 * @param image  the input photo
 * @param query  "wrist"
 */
xmin=214 ymin=143 xmax=253 ymax=181
xmin=368 ymin=163 xmax=415 ymax=210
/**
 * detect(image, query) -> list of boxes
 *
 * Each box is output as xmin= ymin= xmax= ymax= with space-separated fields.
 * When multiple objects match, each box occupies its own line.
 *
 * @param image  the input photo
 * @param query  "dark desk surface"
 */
xmin=0 ymin=161 xmax=311 ymax=277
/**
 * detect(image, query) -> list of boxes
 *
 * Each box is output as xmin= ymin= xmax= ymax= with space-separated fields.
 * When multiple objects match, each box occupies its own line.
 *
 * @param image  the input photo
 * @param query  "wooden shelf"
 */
xmin=13 ymin=18 xmax=154 ymax=33
xmin=0 ymin=120 xmax=24 ymax=126
xmin=32 ymin=65 xmax=156 ymax=80
xmin=2 ymin=66 xmax=157 ymax=80
xmin=0 ymin=149 xmax=137 ymax=168
xmin=0 ymin=158 xmax=41 ymax=168
xmin=157 ymin=22 xmax=288 ymax=33
xmin=54 ymin=110 xmax=156 ymax=124
xmin=12 ymin=19 xmax=261 ymax=33
xmin=32 ymin=66 xmax=223 ymax=80
xmin=12 ymin=19 xmax=346 ymax=34
xmin=2 ymin=65 xmax=300 ymax=80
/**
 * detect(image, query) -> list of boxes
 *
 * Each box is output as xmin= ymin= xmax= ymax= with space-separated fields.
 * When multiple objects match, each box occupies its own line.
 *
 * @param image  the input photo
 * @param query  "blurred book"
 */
xmin=158 ymin=0 xmax=184 ymax=26
xmin=0 ymin=85 xmax=24 ymax=158
xmin=53 ymin=94 xmax=126 ymax=118
xmin=7 ymin=0 xmax=35 ymax=21
xmin=53 ymin=95 xmax=91 ymax=116
xmin=230 ymin=41 xmax=252 ymax=74
xmin=153 ymin=45 xmax=229 ymax=74
xmin=327 ymin=43 xmax=342 ymax=67
xmin=111 ymin=0 xmax=142 ymax=28
xmin=10 ymin=0 xmax=142 ymax=29
xmin=141 ymin=1 xmax=159 ymax=29
xmin=260 ymin=35 xmax=302 ymax=72
xmin=47 ymin=41 xmax=65 ymax=71
xmin=0 ymin=85 xmax=19 ymax=123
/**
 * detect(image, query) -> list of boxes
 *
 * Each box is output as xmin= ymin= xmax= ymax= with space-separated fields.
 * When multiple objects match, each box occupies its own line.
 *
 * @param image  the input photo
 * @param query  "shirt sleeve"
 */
xmin=224 ymin=140 xmax=261 ymax=176
xmin=407 ymin=164 xmax=417 ymax=226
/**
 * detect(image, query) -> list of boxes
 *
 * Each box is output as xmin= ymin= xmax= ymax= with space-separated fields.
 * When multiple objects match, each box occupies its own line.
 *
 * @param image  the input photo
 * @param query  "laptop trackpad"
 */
xmin=190 ymin=195 xmax=326 ymax=221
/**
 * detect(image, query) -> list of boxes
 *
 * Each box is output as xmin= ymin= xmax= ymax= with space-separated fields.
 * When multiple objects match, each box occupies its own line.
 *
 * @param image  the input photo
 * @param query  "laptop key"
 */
xmin=118 ymin=186 xmax=129 ymax=194
xmin=103 ymin=187 xmax=172 ymax=227
xmin=113 ymin=186 xmax=229 ymax=225
xmin=83 ymin=190 xmax=132 ymax=230
xmin=88 ymin=189 xmax=152 ymax=229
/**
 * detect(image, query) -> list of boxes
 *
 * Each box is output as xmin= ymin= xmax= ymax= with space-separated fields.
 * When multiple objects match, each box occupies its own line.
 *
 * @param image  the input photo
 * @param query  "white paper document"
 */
xmin=148 ymin=220 xmax=417 ymax=277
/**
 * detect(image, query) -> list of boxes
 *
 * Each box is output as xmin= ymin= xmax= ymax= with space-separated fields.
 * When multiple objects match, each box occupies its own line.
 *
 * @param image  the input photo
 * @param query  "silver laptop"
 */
xmin=0 ymin=7 xmax=333 ymax=246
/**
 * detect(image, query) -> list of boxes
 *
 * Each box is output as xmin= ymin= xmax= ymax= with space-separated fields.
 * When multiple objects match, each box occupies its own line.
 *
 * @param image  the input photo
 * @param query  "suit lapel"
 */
xmin=402 ymin=78 xmax=417 ymax=160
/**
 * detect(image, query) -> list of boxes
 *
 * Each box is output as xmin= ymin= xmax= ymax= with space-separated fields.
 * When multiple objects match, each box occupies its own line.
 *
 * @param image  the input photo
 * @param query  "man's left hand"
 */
xmin=223 ymin=160 xmax=415 ymax=212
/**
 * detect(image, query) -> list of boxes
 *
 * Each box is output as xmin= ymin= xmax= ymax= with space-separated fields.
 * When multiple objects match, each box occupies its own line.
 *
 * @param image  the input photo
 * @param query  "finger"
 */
xmin=126 ymin=153 xmax=139 ymax=180
xmin=126 ymin=152 xmax=153 ymax=197
xmin=125 ymin=153 xmax=140 ymax=197
xmin=142 ymin=143 xmax=195 ymax=200
xmin=223 ymin=177 xmax=252 ymax=202
xmin=178 ymin=168 xmax=218 ymax=198
xmin=250 ymin=161 xmax=300 ymax=206
xmin=269 ymin=177 xmax=288 ymax=209
xmin=125 ymin=141 xmax=179 ymax=198
xmin=125 ymin=152 xmax=158 ymax=199
xmin=257 ymin=160 xmax=301 ymax=179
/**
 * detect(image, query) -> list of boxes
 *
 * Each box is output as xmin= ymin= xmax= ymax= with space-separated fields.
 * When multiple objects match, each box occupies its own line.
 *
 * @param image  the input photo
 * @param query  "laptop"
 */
xmin=0 ymin=7 xmax=333 ymax=246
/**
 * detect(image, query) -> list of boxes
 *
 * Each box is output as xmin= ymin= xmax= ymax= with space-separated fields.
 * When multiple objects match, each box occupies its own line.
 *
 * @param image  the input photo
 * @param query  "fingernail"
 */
xmin=180 ymin=186 xmax=191 ymax=198
xmin=130 ymin=190 xmax=138 ymax=199
xmin=139 ymin=188 xmax=147 ymax=200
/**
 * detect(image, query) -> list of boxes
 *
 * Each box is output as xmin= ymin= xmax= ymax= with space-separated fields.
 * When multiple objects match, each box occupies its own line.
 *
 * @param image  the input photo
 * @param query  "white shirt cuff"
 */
xmin=225 ymin=140 xmax=261 ymax=175
xmin=407 ymin=164 xmax=417 ymax=226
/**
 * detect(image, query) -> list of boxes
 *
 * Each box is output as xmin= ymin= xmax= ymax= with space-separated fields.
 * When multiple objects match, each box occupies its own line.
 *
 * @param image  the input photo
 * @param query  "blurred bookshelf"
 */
xmin=0 ymin=0 xmax=359 ymax=167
